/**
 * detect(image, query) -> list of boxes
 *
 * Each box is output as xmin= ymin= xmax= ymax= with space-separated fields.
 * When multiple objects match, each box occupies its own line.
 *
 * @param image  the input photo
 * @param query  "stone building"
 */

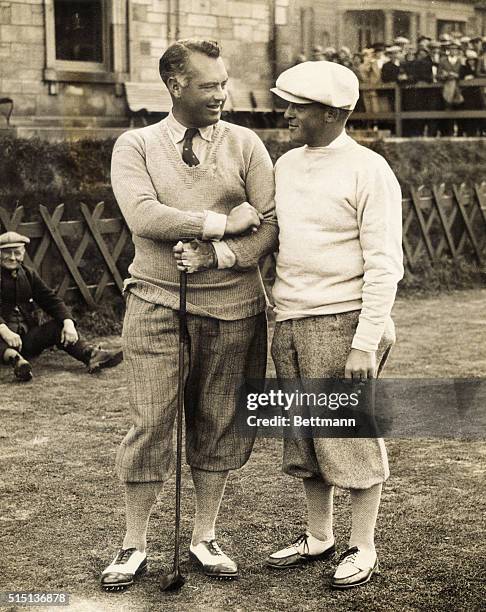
xmin=0 ymin=0 xmax=484 ymax=134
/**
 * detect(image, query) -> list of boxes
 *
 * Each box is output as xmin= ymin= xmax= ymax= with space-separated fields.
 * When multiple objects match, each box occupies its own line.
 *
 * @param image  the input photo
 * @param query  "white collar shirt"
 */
xmin=166 ymin=111 xmax=215 ymax=164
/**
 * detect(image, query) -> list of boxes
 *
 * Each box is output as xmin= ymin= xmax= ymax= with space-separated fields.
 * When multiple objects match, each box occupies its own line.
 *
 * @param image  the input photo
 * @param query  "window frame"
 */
xmin=43 ymin=0 xmax=128 ymax=85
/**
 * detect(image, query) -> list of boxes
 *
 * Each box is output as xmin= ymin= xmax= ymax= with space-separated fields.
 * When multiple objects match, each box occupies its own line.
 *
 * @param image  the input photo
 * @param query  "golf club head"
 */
xmin=159 ymin=569 xmax=186 ymax=592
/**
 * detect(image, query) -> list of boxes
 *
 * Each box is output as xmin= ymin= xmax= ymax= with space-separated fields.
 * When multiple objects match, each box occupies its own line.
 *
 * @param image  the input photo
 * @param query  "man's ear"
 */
xmin=167 ymin=76 xmax=183 ymax=98
xmin=324 ymin=108 xmax=339 ymax=123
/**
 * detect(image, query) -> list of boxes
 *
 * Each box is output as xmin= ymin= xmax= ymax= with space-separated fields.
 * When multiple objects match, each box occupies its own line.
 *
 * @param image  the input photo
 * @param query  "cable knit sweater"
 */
xmin=273 ymin=135 xmax=403 ymax=351
xmin=111 ymin=119 xmax=277 ymax=320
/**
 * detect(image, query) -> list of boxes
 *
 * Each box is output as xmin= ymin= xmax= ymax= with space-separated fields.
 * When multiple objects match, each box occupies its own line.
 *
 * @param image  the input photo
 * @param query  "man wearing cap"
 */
xmin=0 ymin=231 xmax=123 ymax=381
xmin=381 ymin=46 xmax=403 ymax=83
xmin=265 ymin=61 xmax=403 ymax=589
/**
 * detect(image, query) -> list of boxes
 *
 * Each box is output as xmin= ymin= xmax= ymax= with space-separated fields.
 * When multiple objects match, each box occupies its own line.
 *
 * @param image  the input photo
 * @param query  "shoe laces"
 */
xmin=207 ymin=540 xmax=224 ymax=556
xmin=114 ymin=548 xmax=137 ymax=564
xmin=338 ymin=546 xmax=359 ymax=564
xmin=292 ymin=533 xmax=310 ymax=555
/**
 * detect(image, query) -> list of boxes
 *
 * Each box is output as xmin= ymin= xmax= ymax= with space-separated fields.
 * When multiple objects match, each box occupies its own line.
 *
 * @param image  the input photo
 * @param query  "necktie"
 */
xmin=182 ymin=128 xmax=200 ymax=167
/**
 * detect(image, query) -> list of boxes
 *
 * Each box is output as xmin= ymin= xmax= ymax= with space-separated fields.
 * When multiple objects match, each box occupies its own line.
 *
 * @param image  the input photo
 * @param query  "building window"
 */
xmin=54 ymin=0 xmax=104 ymax=63
xmin=437 ymin=20 xmax=466 ymax=38
xmin=44 ymin=0 xmax=128 ymax=84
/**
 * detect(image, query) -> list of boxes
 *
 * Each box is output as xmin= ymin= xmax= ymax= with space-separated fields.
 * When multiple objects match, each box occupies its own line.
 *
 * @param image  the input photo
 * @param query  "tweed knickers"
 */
xmin=271 ymin=311 xmax=395 ymax=489
xmin=116 ymin=293 xmax=267 ymax=482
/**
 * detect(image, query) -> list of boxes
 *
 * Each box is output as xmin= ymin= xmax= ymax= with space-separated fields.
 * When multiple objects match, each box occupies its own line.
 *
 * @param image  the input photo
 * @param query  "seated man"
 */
xmin=0 ymin=231 xmax=123 ymax=381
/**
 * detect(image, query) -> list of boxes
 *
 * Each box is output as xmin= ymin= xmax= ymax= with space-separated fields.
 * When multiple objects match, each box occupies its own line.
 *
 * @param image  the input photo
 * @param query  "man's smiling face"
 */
xmin=0 ymin=246 xmax=25 ymax=271
xmin=174 ymin=51 xmax=228 ymax=128
xmin=284 ymin=102 xmax=330 ymax=146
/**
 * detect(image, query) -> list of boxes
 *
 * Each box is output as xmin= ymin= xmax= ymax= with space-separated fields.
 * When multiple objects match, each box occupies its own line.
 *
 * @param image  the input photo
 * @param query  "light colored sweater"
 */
xmin=111 ymin=119 xmax=277 ymax=320
xmin=273 ymin=134 xmax=403 ymax=351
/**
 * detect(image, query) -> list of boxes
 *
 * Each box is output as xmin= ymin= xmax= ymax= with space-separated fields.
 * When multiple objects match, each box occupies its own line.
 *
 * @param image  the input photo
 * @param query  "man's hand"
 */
xmin=344 ymin=348 xmax=377 ymax=379
xmin=61 ymin=319 xmax=78 ymax=346
xmin=173 ymin=240 xmax=217 ymax=273
xmin=0 ymin=324 xmax=22 ymax=350
xmin=225 ymin=202 xmax=264 ymax=236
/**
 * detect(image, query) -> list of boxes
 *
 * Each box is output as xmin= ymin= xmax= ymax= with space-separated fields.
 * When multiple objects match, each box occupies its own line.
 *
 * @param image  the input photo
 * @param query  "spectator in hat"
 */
xmin=460 ymin=35 xmax=472 ymax=53
xmin=438 ymin=42 xmax=463 ymax=81
xmin=460 ymin=50 xmax=478 ymax=80
xmin=459 ymin=50 xmax=482 ymax=133
xmin=338 ymin=46 xmax=352 ymax=68
xmin=0 ymin=231 xmax=123 ymax=382
xmin=369 ymin=42 xmax=387 ymax=80
xmin=438 ymin=42 xmax=464 ymax=134
xmin=471 ymin=36 xmax=483 ymax=56
xmin=413 ymin=47 xmax=434 ymax=84
xmin=267 ymin=60 xmax=403 ymax=590
xmin=360 ymin=43 xmax=389 ymax=112
xmin=350 ymin=52 xmax=364 ymax=82
xmin=394 ymin=36 xmax=409 ymax=49
xmin=476 ymin=40 xmax=486 ymax=75
xmin=417 ymin=35 xmax=432 ymax=49
xmin=311 ymin=45 xmax=325 ymax=61
xmin=323 ymin=47 xmax=338 ymax=62
xmin=429 ymin=42 xmax=443 ymax=82
xmin=381 ymin=46 xmax=402 ymax=83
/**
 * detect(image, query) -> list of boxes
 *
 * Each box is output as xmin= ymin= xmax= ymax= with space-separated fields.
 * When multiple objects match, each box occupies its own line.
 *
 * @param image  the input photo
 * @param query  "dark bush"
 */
xmin=0 ymin=135 xmax=118 ymax=219
xmin=1 ymin=133 xmax=485 ymax=335
xmin=263 ymin=137 xmax=486 ymax=193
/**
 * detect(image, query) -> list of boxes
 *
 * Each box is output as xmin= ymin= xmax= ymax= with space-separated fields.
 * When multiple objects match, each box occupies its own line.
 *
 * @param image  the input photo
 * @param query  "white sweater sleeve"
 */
xmin=352 ymin=158 xmax=404 ymax=352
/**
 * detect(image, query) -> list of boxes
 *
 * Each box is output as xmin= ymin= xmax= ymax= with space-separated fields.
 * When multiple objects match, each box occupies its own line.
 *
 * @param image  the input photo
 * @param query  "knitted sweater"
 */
xmin=111 ymin=119 xmax=277 ymax=320
xmin=273 ymin=135 xmax=403 ymax=352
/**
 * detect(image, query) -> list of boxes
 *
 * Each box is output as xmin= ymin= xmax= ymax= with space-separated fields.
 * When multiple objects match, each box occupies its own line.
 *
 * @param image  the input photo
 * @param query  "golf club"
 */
xmin=160 ymin=269 xmax=187 ymax=592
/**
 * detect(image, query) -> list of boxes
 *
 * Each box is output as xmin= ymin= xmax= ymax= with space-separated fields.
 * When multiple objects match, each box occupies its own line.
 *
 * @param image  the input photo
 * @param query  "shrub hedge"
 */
xmin=0 ymin=133 xmax=484 ymax=330
xmin=3 ymin=134 xmax=486 ymax=218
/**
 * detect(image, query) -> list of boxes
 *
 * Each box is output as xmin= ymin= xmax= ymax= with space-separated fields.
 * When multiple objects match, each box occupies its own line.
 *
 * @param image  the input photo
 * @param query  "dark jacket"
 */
xmin=381 ymin=61 xmax=401 ymax=83
xmin=412 ymin=57 xmax=434 ymax=83
xmin=0 ymin=265 xmax=71 ymax=329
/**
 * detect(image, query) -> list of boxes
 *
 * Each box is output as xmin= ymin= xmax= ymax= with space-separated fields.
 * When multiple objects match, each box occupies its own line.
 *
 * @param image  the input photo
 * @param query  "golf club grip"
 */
xmin=174 ymin=271 xmax=187 ymax=568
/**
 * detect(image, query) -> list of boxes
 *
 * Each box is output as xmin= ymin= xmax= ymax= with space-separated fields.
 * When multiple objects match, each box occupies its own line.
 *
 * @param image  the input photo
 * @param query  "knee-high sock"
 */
xmin=349 ymin=483 xmax=382 ymax=553
xmin=122 ymin=481 xmax=163 ymax=553
xmin=303 ymin=477 xmax=334 ymax=544
xmin=191 ymin=467 xmax=228 ymax=545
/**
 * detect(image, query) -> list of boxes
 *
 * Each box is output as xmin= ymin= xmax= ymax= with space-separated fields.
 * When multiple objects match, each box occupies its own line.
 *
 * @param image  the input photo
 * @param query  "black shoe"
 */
xmin=189 ymin=540 xmax=239 ymax=580
xmin=266 ymin=533 xmax=336 ymax=569
xmin=101 ymin=548 xmax=148 ymax=591
xmin=11 ymin=355 xmax=33 ymax=382
xmin=88 ymin=346 xmax=123 ymax=373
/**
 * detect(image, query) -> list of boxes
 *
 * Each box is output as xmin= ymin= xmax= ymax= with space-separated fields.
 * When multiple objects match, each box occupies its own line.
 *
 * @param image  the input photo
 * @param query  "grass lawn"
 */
xmin=1 ymin=289 xmax=485 ymax=612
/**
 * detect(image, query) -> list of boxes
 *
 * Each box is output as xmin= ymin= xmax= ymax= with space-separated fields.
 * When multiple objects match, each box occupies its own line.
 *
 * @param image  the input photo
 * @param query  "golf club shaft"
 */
xmin=174 ymin=270 xmax=187 ymax=570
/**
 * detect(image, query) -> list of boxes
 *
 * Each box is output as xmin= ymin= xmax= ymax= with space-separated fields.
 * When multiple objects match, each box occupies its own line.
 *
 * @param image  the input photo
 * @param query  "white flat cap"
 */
xmin=271 ymin=61 xmax=359 ymax=110
xmin=0 ymin=231 xmax=30 ymax=249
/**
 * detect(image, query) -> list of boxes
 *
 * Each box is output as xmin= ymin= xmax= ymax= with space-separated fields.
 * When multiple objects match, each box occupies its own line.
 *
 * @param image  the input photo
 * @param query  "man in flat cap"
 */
xmin=0 ymin=231 xmax=123 ymax=381
xmin=266 ymin=61 xmax=403 ymax=589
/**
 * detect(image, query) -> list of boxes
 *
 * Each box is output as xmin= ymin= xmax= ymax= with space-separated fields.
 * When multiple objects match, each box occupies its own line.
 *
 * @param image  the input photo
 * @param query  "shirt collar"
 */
xmin=326 ymin=130 xmax=350 ymax=149
xmin=304 ymin=130 xmax=351 ymax=152
xmin=166 ymin=111 xmax=214 ymax=143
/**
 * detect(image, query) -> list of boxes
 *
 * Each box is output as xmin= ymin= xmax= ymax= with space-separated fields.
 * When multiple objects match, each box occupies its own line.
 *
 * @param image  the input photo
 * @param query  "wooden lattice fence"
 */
xmin=0 ymin=202 xmax=131 ymax=308
xmin=0 ymin=186 xmax=485 ymax=307
xmin=403 ymin=183 xmax=486 ymax=270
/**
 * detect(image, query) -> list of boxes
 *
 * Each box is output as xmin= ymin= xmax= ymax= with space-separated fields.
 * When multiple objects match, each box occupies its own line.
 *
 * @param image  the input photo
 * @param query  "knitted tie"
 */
xmin=182 ymin=128 xmax=200 ymax=167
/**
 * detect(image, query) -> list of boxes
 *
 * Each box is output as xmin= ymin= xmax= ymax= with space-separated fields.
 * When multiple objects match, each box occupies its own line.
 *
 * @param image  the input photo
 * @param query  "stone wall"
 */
xmin=0 ymin=0 xmax=482 ymax=128
xmin=129 ymin=0 xmax=272 ymax=86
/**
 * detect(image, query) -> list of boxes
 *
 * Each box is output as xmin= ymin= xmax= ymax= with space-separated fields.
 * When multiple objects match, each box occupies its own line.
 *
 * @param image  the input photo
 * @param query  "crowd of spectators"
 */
xmin=295 ymin=33 xmax=486 ymax=134
xmin=297 ymin=33 xmax=486 ymax=87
